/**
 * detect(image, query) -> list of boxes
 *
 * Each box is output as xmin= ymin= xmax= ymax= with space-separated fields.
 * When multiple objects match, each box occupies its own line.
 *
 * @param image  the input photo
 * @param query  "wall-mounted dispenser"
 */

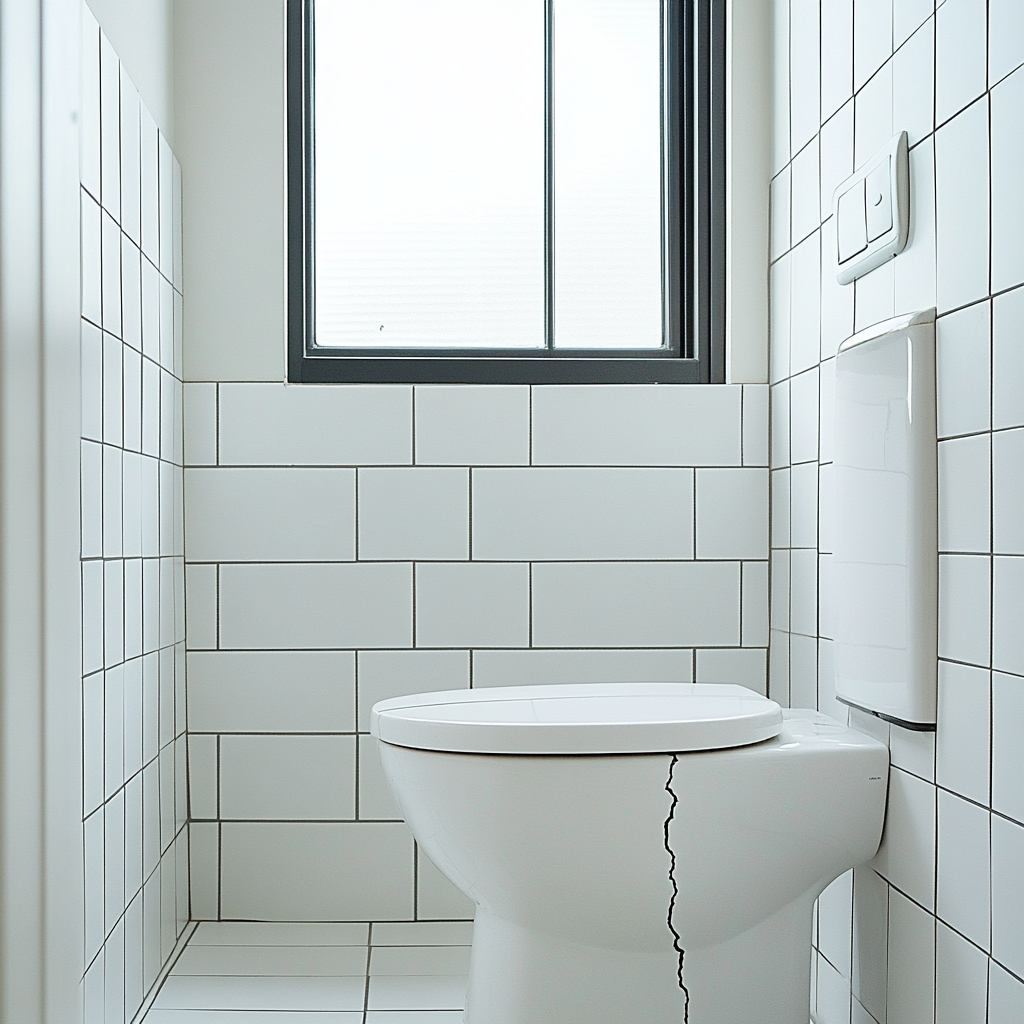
xmin=833 ymin=309 xmax=937 ymax=729
xmin=832 ymin=132 xmax=910 ymax=285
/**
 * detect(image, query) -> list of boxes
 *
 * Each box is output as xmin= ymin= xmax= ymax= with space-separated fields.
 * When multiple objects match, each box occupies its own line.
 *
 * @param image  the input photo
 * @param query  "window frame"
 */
xmin=286 ymin=0 xmax=725 ymax=384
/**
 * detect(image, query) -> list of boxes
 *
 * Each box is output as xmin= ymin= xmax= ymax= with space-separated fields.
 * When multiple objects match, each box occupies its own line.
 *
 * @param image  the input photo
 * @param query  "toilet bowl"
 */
xmin=371 ymin=682 xmax=889 ymax=1024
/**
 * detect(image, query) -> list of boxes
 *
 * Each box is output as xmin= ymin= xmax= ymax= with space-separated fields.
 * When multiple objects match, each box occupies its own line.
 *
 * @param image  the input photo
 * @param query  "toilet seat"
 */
xmin=371 ymin=682 xmax=783 ymax=755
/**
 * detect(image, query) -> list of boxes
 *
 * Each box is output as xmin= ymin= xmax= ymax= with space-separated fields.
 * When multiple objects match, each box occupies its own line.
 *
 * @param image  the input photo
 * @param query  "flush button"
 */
xmin=837 ymin=180 xmax=868 ymax=263
xmin=866 ymin=158 xmax=893 ymax=241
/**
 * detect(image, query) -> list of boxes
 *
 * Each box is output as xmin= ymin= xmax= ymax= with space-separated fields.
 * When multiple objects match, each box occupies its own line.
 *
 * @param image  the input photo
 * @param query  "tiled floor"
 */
xmin=142 ymin=921 xmax=472 ymax=1023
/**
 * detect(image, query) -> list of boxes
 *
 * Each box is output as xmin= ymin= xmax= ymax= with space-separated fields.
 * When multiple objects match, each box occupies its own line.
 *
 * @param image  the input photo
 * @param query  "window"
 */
xmin=287 ymin=0 xmax=724 ymax=383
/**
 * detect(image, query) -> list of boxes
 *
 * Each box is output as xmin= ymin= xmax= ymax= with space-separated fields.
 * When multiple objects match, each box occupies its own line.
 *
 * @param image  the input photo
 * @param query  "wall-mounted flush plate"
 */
xmin=832 ymin=132 xmax=909 ymax=285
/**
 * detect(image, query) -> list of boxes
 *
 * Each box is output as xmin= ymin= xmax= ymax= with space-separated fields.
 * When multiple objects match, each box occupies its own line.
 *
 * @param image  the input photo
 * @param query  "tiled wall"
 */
xmin=770 ymin=0 xmax=1024 ymax=1020
xmin=181 ymin=381 xmax=769 ymax=922
xmin=79 ymin=5 xmax=189 ymax=1021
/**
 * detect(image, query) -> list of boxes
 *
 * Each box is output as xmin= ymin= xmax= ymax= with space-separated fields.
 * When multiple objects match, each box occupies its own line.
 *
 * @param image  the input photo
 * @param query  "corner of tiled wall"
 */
xmin=771 ymin=0 xmax=1024 ymax=1021
xmin=79 ymin=4 xmax=189 ymax=1021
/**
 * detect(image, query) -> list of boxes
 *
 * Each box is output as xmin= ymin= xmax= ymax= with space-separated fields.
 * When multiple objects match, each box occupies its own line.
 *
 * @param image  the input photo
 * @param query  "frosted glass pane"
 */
xmin=314 ymin=0 xmax=545 ymax=349
xmin=553 ymin=0 xmax=664 ymax=349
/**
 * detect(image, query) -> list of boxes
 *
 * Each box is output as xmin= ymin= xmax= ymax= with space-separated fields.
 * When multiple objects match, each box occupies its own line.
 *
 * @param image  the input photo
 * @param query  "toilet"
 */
xmin=371 ymin=683 xmax=889 ymax=1024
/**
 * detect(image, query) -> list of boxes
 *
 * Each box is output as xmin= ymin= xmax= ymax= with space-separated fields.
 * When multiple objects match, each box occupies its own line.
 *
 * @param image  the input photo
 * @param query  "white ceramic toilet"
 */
xmin=372 ymin=682 xmax=889 ymax=1024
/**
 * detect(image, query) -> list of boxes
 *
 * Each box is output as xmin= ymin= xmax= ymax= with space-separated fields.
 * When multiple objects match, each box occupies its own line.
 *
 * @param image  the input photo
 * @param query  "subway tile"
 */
xmin=219 ymin=384 xmax=412 ymax=466
xmin=990 ymin=0 xmax=1024 ymax=87
xmin=771 ymin=166 xmax=791 ymax=261
xmin=104 ymin=917 xmax=126 ymax=1024
xmin=105 ymin=788 xmax=125 ymax=930
xmin=125 ymin=773 xmax=144 ymax=905
xmin=122 ymin=236 xmax=142 ymax=353
xmin=938 ymin=555 xmax=991 ymax=668
xmin=82 ymin=321 xmax=103 ymax=442
xmin=188 ymin=734 xmax=218 ymax=820
xmin=119 ymin=67 xmax=140 ymax=245
xmin=83 ymin=560 xmax=104 ymax=675
xmin=159 ymin=133 xmax=173 ymax=277
xmin=768 ymin=628 xmax=790 ymax=706
xmin=935 ymin=98 xmax=991 ymax=314
xmin=993 ymin=286 xmax=1024 ymax=430
xmin=854 ymin=61 xmax=893 ymax=169
xmin=820 ymin=103 xmax=855 ymax=224
xmin=82 ymin=191 xmax=103 ymax=326
xmin=853 ymin=0 xmax=893 ymax=91
xmin=893 ymin=21 xmax=934 ymax=148
xmin=741 ymin=561 xmax=770 ymax=648
xmin=102 ymin=333 xmax=122 ymax=446
xmin=184 ymin=383 xmax=217 ymax=466
xmin=173 ymin=157 xmax=183 ymax=291
xmin=993 ymin=556 xmax=1024 ymax=676
xmin=99 ymin=31 xmax=120 ymax=221
xmin=771 ymin=382 xmax=790 ymax=468
xmin=695 ymin=468 xmax=768 ymax=559
xmin=473 ymin=468 xmax=693 ymax=561
xmin=142 ymin=255 xmax=160 ymax=364
xmin=81 ymin=441 xmax=103 ymax=558
xmin=101 ymin=213 xmax=122 ymax=338
xmin=790 ymin=0 xmax=821 ymax=152
xmin=142 ymin=356 xmax=160 ymax=458
xmin=219 ymin=563 xmax=412 ymax=651
xmin=818 ymin=638 xmax=845 ymax=720
xmin=819 ymin=358 xmax=836 ymax=464
xmin=894 ymin=136 xmax=937 ymax=316
xmin=993 ymin=672 xmax=1024 ymax=826
xmin=936 ymin=302 xmax=991 ymax=439
xmin=990 ymin=960 xmax=1024 ymax=1024
xmin=938 ymin=434 xmax=991 ymax=553
xmin=789 ymin=367 xmax=819 ymax=465
xmin=992 ymin=813 xmax=1024 ymax=978
xmin=790 ymin=548 xmax=818 ymax=637
xmin=822 ymin=0 xmax=854 ymax=122
xmin=123 ymin=346 xmax=142 ymax=453
xmin=771 ymin=550 xmax=791 ymax=632
xmin=885 ymin=889 xmax=935 ymax=1024
xmin=413 ymin=385 xmax=529 ymax=465
xmin=872 ymin=766 xmax=936 ymax=911
xmin=742 ymin=385 xmax=769 ymax=466
xmin=818 ymin=870 xmax=854 ymax=978
xmin=993 ymin=429 xmax=1024 ymax=553
xmin=220 ymin=735 xmax=355 ymax=821
xmin=186 ymin=468 xmax=355 ymax=562
xmin=359 ymin=468 xmax=468 ymax=561
xmin=934 ymin=921 xmax=989 ymax=1024
xmin=84 ymin=809 xmax=104 ymax=967
xmin=185 ymin=563 xmax=217 ymax=650
xmin=160 ymin=275 xmax=174 ymax=373
xmin=359 ymin=737 xmax=401 ymax=820
xmin=791 ymin=139 xmax=820 ymax=244
xmin=188 ymin=651 xmax=355 ymax=734
xmin=140 ymin=106 xmax=159 ymax=265
xmin=416 ymin=855 xmax=475 ymax=922
xmin=357 ymin=650 xmax=469 ymax=730
xmin=123 ymin=654 xmax=143 ymax=779
xmin=695 ymin=648 xmax=767 ymax=696
xmin=83 ymin=670 xmax=104 ymax=817
xmin=991 ymin=67 xmax=1024 ymax=294
xmin=220 ymin=822 xmax=413 ymax=922
xmin=471 ymin=648 xmax=692 ymax=690
xmin=936 ymin=790 xmax=990 ymax=950
xmin=936 ymin=661 xmax=991 ymax=806
xmin=821 ymin=218 xmax=856 ymax=360
xmin=415 ymin=563 xmax=529 ymax=649
xmin=532 ymin=561 xmax=740 ymax=648
xmin=935 ymin=0 xmax=988 ymax=126
xmin=189 ymin=822 xmax=219 ymax=922
xmin=770 ymin=255 xmax=791 ymax=384
xmin=789 ymin=632 xmax=818 ymax=708
xmin=790 ymin=233 xmax=822 ymax=376
xmin=818 ymin=554 xmax=835 ymax=640
xmin=851 ymin=866 xmax=888 ymax=1023
xmin=790 ymin=462 xmax=818 ymax=550
xmin=531 ymin=385 xmax=742 ymax=467
xmin=103 ymin=559 xmax=124 ymax=668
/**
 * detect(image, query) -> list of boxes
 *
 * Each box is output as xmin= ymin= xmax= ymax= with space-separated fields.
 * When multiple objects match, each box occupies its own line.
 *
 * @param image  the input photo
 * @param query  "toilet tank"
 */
xmin=833 ymin=309 xmax=937 ymax=729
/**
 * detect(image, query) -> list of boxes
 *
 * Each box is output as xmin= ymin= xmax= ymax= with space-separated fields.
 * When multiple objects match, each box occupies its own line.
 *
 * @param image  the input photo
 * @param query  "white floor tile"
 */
xmin=190 ymin=922 xmax=370 ymax=946
xmin=370 ymin=923 xmax=473 ymax=947
xmin=173 ymin=944 xmax=368 ymax=977
xmin=366 ymin=975 xmax=467 ymax=1011
xmin=369 ymin=946 xmax=471 ymax=976
xmin=365 ymin=1014 xmax=464 ymax=1024
xmin=154 ymin=975 xmax=365 ymax=1011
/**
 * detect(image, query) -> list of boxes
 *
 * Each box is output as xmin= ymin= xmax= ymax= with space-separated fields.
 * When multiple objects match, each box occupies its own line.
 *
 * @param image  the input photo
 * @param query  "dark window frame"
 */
xmin=286 ymin=0 xmax=725 ymax=384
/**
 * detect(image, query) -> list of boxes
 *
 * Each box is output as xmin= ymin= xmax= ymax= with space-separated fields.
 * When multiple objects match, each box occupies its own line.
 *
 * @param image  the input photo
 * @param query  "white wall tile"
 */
xmin=885 ymin=889 xmax=935 ymax=1024
xmin=141 ymin=357 xmax=160 ymax=459
xmin=770 ymin=255 xmax=791 ymax=383
xmin=793 ymin=139 xmax=821 ymax=244
xmin=186 ymin=468 xmax=355 ymax=562
xmin=82 ymin=442 xmax=103 ymax=559
xmin=790 ymin=367 xmax=819 ymax=465
xmin=82 ymin=323 xmax=104 ymax=445
xmin=531 ymin=385 xmax=742 ymax=467
xmin=119 ymin=67 xmax=140 ymax=244
xmin=219 ymin=735 xmax=356 ymax=821
xmin=219 ymin=384 xmax=413 ymax=467
xmin=472 ymin=648 xmax=692 ymax=689
xmin=358 ymin=738 xmax=401 ymax=820
xmin=742 ymin=385 xmax=769 ymax=466
xmin=991 ymin=67 xmax=1024 ymax=294
xmin=473 ymin=468 xmax=694 ymax=562
xmin=695 ymin=468 xmax=768 ymax=559
xmin=818 ymin=358 xmax=836 ymax=464
xmin=771 ymin=166 xmax=791 ymax=261
xmin=124 ymin=773 xmax=143 ymax=902
xmin=183 ymin=383 xmax=217 ymax=466
xmin=123 ymin=347 xmax=142 ymax=454
xmin=817 ymin=952 xmax=852 ymax=1024
xmin=103 ymin=560 xmax=124 ymax=669
xmin=791 ymin=0 xmax=821 ymax=151
xmin=123 ymin=559 xmax=143 ymax=662
xmin=356 ymin=650 xmax=469 ymax=730
xmin=140 ymin=105 xmax=159 ymax=264
xmin=854 ymin=0 xmax=893 ymax=91
xmin=771 ymin=382 xmax=790 ymax=468
xmin=141 ymin=256 xmax=160 ymax=364
xmin=772 ymin=0 xmax=790 ymax=172
xmin=791 ymin=548 xmax=818 ymax=636
xmin=158 ymin=133 xmax=173 ymax=277
xmin=768 ymin=628 xmax=790 ymax=705
xmin=359 ymin=468 xmax=468 ymax=561
xmin=83 ymin=560 xmax=105 ymax=675
xmin=159 ymin=276 xmax=174 ymax=373
xmin=415 ymin=563 xmax=529 ymax=648
xmin=819 ymin=554 xmax=835 ymax=639
xmin=893 ymin=22 xmax=934 ymax=148
xmin=935 ymin=98 xmax=991 ymax=313
xmin=771 ymin=549 xmax=791 ymax=632
xmin=992 ymin=429 xmax=1024 ymax=553
xmin=888 ymin=724 xmax=935 ymax=783
xmin=790 ymin=632 xmax=818 ymax=708
xmin=936 ymin=301 xmax=991 ymax=439
xmin=742 ymin=561 xmax=770 ymax=647
xmin=936 ymin=790 xmax=990 ymax=950
xmin=172 ymin=157 xmax=183 ymax=292
xmin=934 ymin=921 xmax=988 ymax=1024
xmin=416 ymin=851 xmax=475 ymax=921
xmin=991 ymin=960 xmax=1024 ymax=1024
xmin=851 ymin=866 xmax=888 ymax=1022
xmin=822 ymin=0 xmax=855 ymax=121
xmin=992 ymin=556 xmax=1024 ymax=675
xmin=695 ymin=647 xmax=767 ymax=695
xmin=854 ymin=261 xmax=896 ymax=333
xmin=992 ymin=672 xmax=1024 ymax=826
xmin=992 ymin=813 xmax=1024 ymax=978
xmin=990 ymin=0 xmax=1024 ymax=87
xmin=219 ymin=562 xmax=412 ymax=650
xmin=189 ymin=822 xmax=219 ymax=921
xmin=854 ymin=61 xmax=893 ymax=168
xmin=101 ymin=213 xmax=122 ymax=338
xmin=121 ymin=238 xmax=142 ymax=354
xmin=82 ymin=192 xmax=103 ymax=326
xmin=80 ymin=8 xmax=101 ymax=198
xmin=791 ymin=463 xmax=818 ymax=551
xmin=790 ymin=234 xmax=822 ymax=375
xmin=821 ymin=218 xmax=856 ymax=359
xmin=104 ymin=918 xmax=125 ymax=1024
xmin=99 ymin=32 xmax=120 ymax=222
xmin=872 ymin=767 xmax=936 ymax=910
xmin=188 ymin=651 xmax=355 ymax=734
xmin=936 ymin=0 xmax=988 ymax=126
xmin=188 ymin=734 xmax=217 ymax=820
xmin=219 ymin=822 xmax=414 ymax=921
xmin=894 ymin=137 xmax=937 ymax=315
xmin=819 ymin=870 xmax=854 ymax=978
xmin=938 ymin=554 xmax=991 ymax=666
xmin=993 ymin=286 xmax=1024 ymax=431
xmin=184 ymin=563 xmax=217 ymax=651
xmin=938 ymin=434 xmax=991 ymax=552
xmin=532 ymin=561 xmax=740 ymax=648
xmin=936 ymin=661 xmax=991 ymax=805
xmin=894 ymin=0 xmax=931 ymax=49
xmin=102 ymin=333 xmax=122 ymax=446
xmin=821 ymin=103 xmax=855 ymax=224
xmin=413 ymin=385 xmax=529 ymax=465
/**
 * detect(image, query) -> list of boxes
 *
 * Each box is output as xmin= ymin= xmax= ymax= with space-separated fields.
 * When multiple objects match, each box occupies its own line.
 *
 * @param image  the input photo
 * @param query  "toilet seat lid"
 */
xmin=370 ymin=683 xmax=783 ymax=755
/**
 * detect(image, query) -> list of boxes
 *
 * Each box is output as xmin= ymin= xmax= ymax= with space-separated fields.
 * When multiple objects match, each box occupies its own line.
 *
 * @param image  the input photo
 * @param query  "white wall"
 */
xmin=770 ymin=0 xmax=1024 ymax=1020
xmin=85 ymin=0 xmax=174 ymax=144
xmin=79 ymin=6 xmax=189 ymax=1019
